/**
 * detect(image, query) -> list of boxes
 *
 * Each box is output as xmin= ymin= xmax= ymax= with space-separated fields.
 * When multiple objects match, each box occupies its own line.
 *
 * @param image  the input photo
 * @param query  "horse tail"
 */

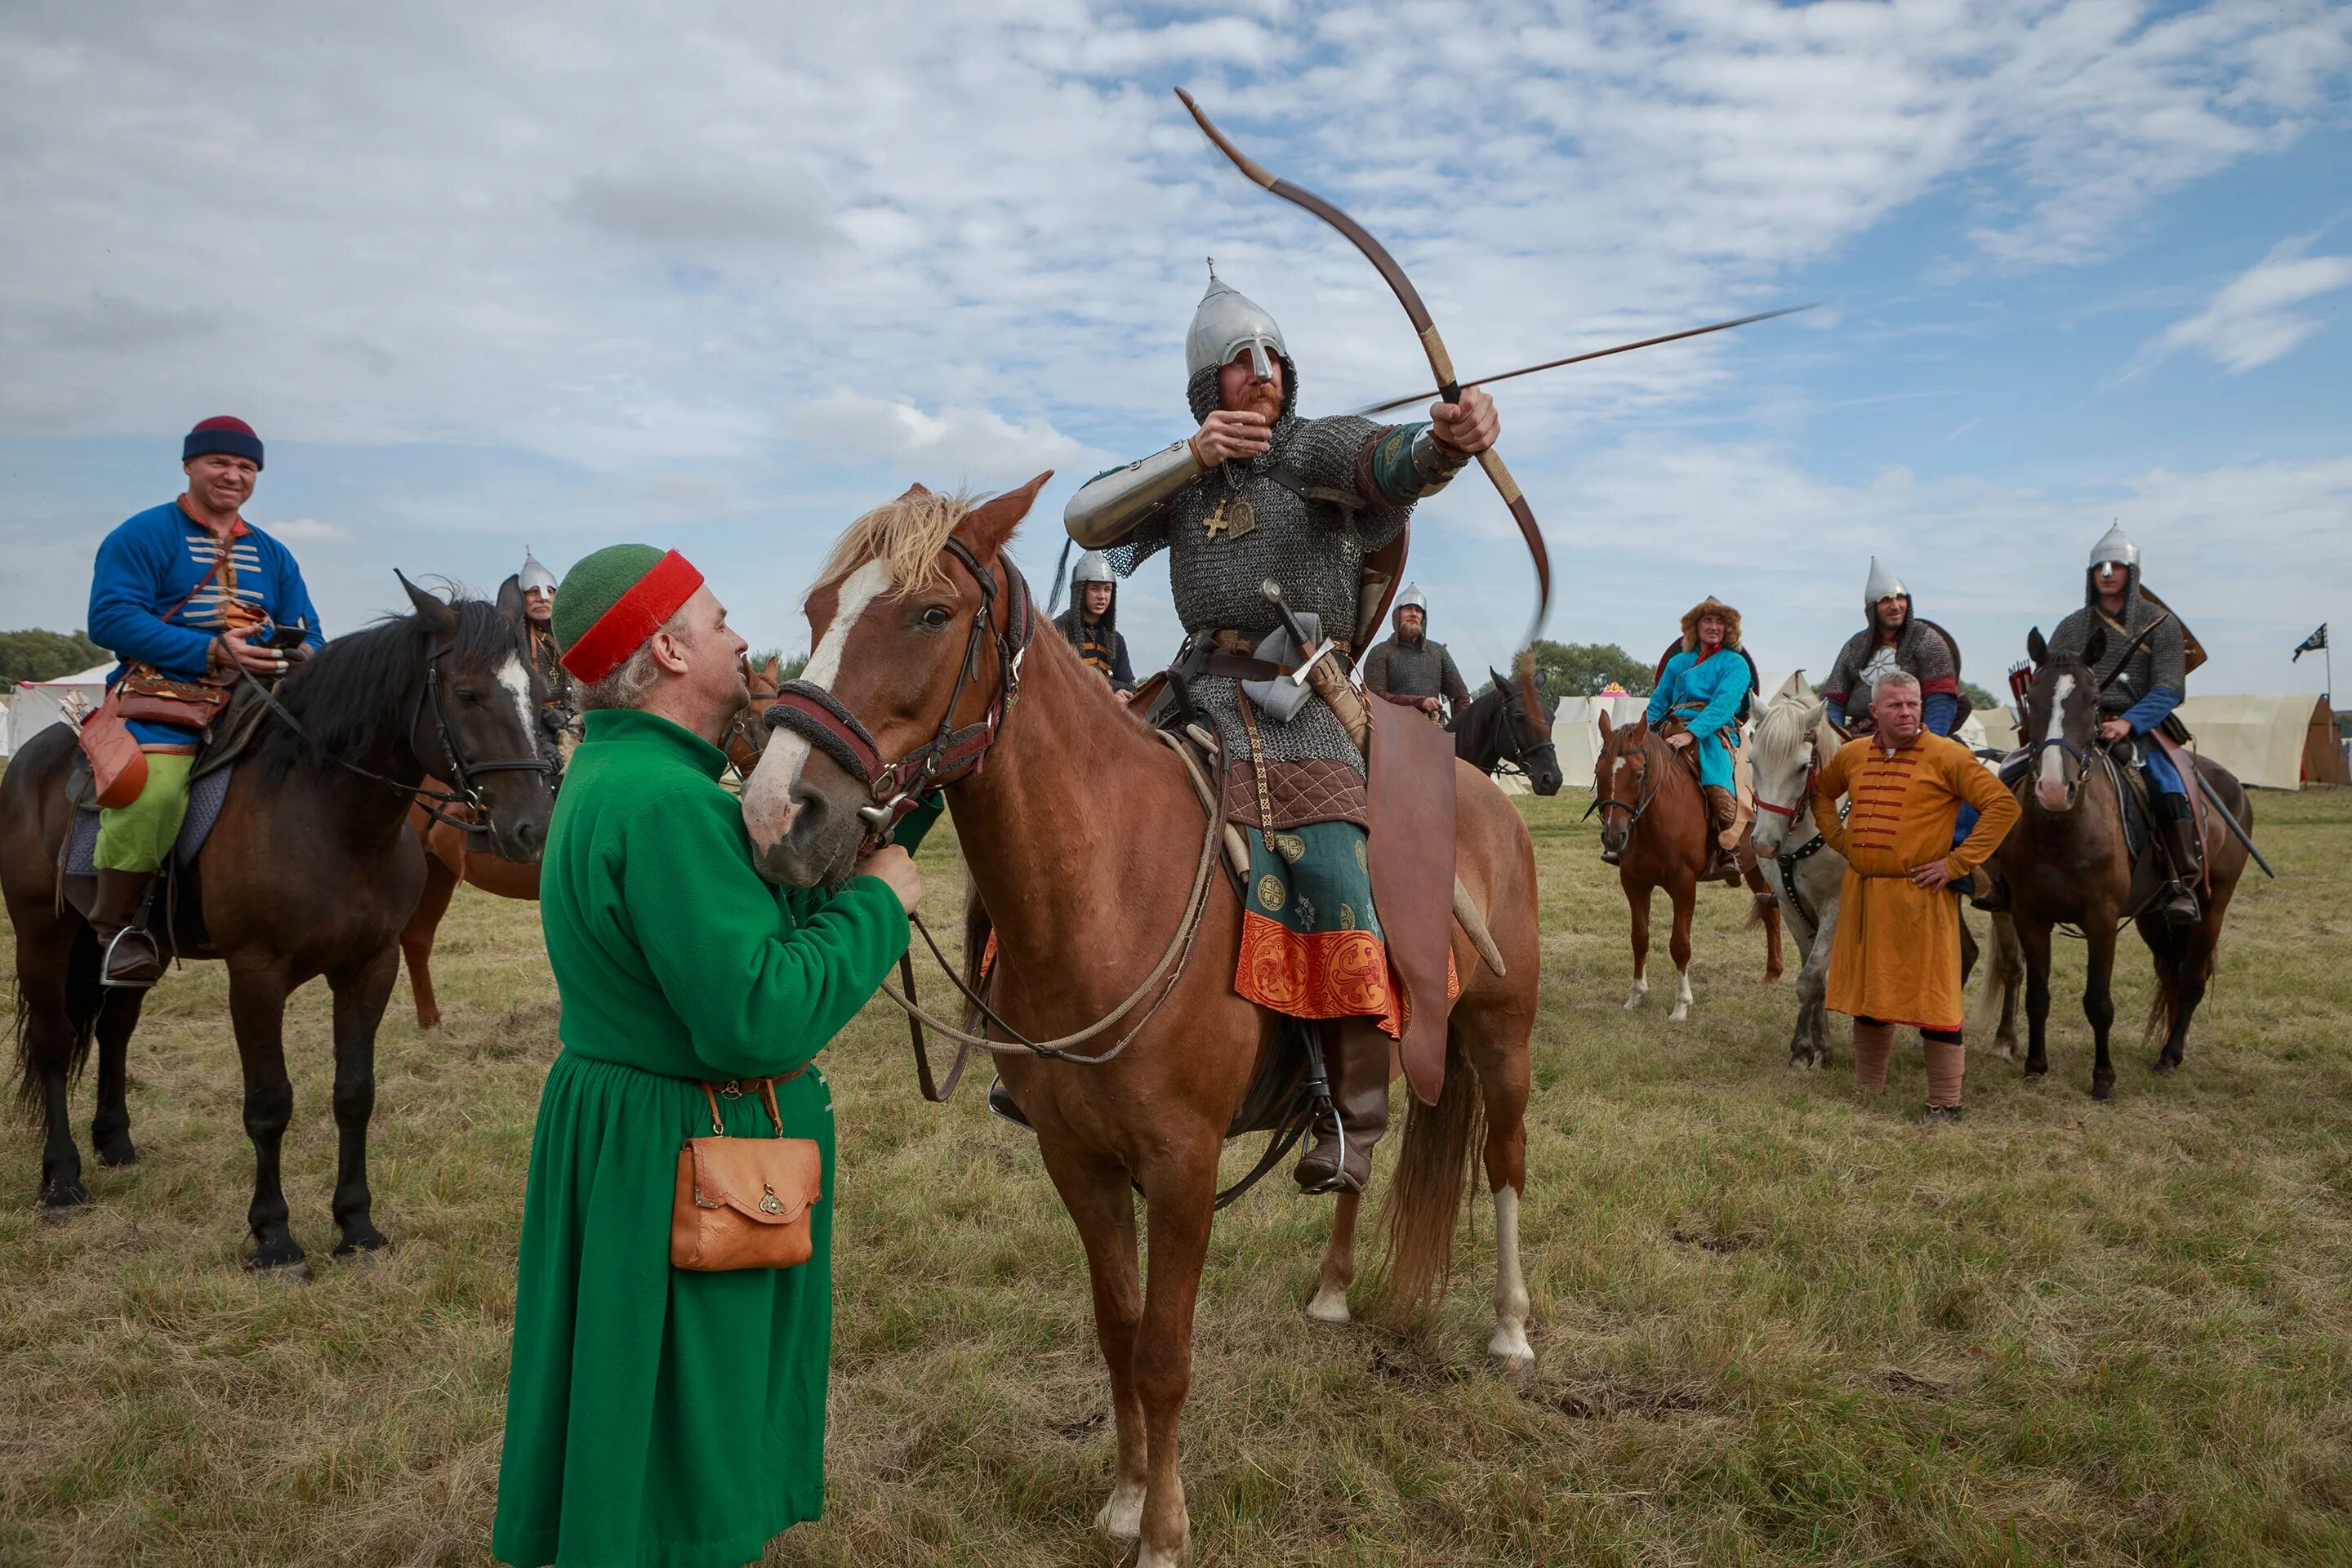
xmin=1966 ymin=912 xmax=2024 ymax=1044
xmin=959 ymin=884 xmax=994 ymax=1036
xmin=1370 ymin=1031 xmax=1483 ymax=1314
xmin=11 ymin=943 xmax=102 ymax=1122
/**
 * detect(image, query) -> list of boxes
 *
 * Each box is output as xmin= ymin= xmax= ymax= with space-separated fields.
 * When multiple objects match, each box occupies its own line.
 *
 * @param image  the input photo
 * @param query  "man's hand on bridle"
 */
xmin=1667 ymin=731 xmax=1695 ymax=751
xmin=2098 ymin=717 xmax=2132 ymax=744
xmin=858 ymin=845 xmax=923 ymax=915
xmin=1419 ymin=696 xmax=1441 ymax=714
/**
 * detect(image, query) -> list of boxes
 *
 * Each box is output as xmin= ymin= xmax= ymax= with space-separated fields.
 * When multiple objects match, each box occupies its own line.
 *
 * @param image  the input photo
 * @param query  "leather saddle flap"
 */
xmin=683 ymin=1136 xmax=822 ymax=1224
xmin=1367 ymin=694 xmax=1456 ymax=1106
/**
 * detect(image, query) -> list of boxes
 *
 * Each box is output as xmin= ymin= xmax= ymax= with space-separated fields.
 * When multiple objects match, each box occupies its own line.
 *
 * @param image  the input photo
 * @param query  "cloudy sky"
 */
xmin=3 ymin=0 xmax=2348 ymax=697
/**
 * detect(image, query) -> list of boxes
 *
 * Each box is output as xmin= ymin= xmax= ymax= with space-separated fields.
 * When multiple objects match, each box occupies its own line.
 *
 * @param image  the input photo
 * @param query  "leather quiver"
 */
xmin=670 ymin=1078 xmax=822 ymax=1272
xmin=78 ymin=691 xmax=150 ymax=809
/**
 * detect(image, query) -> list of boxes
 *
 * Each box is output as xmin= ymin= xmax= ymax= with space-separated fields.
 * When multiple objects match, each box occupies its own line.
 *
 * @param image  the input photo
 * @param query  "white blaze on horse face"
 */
xmin=496 ymin=655 xmax=536 ymax=751
xmin=742 ymin=558 xmax=894 ymax=851
xmin=2038 ymin=673 xmax=2076 ymax=808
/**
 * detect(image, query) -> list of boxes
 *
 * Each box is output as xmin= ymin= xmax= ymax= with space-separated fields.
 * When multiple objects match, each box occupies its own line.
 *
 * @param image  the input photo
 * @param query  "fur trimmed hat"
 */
xmin=553 ymin=544 xmax=705 ymax=684
xmin=1677 ymin=596 xmax=1743 ymax=650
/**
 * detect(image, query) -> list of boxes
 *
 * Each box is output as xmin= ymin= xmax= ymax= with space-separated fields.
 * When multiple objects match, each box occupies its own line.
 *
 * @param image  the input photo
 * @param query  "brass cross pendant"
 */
xmin=1203 ymin=497 xmax=1229 ymax=541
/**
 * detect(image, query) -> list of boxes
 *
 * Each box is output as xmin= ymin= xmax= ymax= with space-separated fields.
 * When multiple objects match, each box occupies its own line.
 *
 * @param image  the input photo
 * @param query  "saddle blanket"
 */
xmin=66 ymin=764 xmax=234 ymax=877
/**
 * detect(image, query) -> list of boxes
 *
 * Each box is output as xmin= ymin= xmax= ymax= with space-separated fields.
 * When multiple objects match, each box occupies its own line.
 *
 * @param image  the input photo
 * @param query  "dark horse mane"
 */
xmin=246 ymin=598 xmax=526 ymax=786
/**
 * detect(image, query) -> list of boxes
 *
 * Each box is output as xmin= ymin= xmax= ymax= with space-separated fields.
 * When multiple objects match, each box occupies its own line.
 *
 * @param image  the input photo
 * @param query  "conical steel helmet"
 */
xmin=1863 ymin=555 xmax=1906 ymax=604
xmin=519 ymin=547 xmax=557 ymax=595
xmin=1071 ymin=550 xmax=1114 ymax=586
xmin=1185 ymin=261 xmax=1287 ymax=383
xmin=1395 ymin=583 xmax=1428 ymax=612
xmin=2088 ymin=523 xmax=2138 ymax=571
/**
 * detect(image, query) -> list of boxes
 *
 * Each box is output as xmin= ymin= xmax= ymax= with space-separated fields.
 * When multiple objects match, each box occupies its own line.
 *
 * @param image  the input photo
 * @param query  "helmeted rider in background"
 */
xmin=1062 ymin=264 xmax=1499 ymax=1196
xmin=1053 ymin=549 xmax=1135 ymax=695
xmin=1647 ymin=596 xmax=1749 ymax=881
xmin=85 ymin=416 xmax=324 ymax=986
xmin=1822 ymin=557 xmax=1964 ymax=737
xmin=517 ymin=547 xmax=577 ymax=733
xmin=1360 ymin=583 xmax=1470 ymax=719
xmin=2047 ymin=523 xmax=2202 ymax=924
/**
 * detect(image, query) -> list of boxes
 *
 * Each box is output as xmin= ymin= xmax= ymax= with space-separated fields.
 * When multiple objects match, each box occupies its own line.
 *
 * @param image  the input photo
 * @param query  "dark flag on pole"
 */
xmin=2292 ymin=624 xmax=2328 ymax=662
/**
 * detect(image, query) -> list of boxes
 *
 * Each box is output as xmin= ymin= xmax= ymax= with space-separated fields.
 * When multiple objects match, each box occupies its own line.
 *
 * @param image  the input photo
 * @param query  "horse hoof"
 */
xmin=96 ymin=1139 xmax=139 ymax=1169
xmin=247 ymin=1239 xmax=309 ymax=1275
xmin=334 ymin=1227 xmax=389 ymax=1258
xmin=1095 ymin=1482 xmax=1146 ymax=1542
xmin=38 ymin=1179 xmax=89 ymax=1212
xmin=2091 ymin=1080 xmax=2114 ymax=1102
xmin=1487 ymin=1324 xmax=1535 ymax=1371
xmin=1304 ymin=1285 xmax=1352 ymax=1325
xmin=1668 ymin=1005 xmax=1690 ymax=1022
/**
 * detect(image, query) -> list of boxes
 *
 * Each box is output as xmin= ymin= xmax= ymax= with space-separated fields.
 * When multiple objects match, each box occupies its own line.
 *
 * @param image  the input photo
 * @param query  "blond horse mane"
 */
xmin=811 ymin=483 xmax=982 ymax=599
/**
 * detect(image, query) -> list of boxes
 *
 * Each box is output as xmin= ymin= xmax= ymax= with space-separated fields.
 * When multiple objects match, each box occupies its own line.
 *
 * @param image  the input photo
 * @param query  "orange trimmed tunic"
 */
xmin=1811 ymin=731 xmax=2020 ymax=1030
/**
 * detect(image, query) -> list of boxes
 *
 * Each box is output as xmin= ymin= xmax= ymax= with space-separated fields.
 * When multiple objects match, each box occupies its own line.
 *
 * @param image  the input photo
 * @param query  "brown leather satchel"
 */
xmin=114 ymin=667 xmax=235 ymax=731
xmin=670 ymin=1077 xmax=823 ymax=1272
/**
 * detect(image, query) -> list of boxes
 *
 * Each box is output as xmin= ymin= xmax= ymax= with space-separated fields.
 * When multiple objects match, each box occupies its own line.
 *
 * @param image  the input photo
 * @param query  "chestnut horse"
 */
xmin=398 ymin=656 xmax=782 ymax=1027
xmin=1986 ymin=627 xmax=2252 ymax=1098
xmin=2 ymin=581 xmax=554 ymax=1267
xmin=1591 ymin=709 xmax=1781 ymax=1020
xmin=739 ymin=479 xmax=1539 ymax=1568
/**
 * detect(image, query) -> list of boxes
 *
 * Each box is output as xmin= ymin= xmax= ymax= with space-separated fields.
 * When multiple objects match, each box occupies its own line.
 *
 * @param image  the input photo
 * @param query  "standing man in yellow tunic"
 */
xmin=1811 ymin=670 xmax=2020 ymax=1119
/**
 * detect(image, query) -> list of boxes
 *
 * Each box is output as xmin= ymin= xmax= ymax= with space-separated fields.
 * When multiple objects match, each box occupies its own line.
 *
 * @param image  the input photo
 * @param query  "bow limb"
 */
xmin=1176 ymin=87 xmax=1552 ymax=644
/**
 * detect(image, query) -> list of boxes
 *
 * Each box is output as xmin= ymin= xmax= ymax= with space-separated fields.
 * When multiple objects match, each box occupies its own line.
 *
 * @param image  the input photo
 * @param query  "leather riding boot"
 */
xmin=1701 ymin=786 xmax=1743 ymax=882
xmin=2157 ymin=813 xmax=2202 ymax=926
xmin=92 ymin=869 xmax=164 ymax=988
xmin=1294 ymin=1020 xmax=1392 ymax=1195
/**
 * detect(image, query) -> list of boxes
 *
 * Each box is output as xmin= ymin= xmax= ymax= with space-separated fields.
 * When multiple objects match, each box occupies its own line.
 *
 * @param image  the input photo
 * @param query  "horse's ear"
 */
xmin=1597 ymin=708 xmax=1614 ymax=744
xmin=494 ymin=572 xmax=526 ymax=625
xmin=2026 ymin=626 xmax=2048 ymax=666
xmin=2082 ymin=624 xmax=2107 ymax=670
xmin=398 ymin=571 xmax=460 ymax=635
xmin=955 ymin=471 xmax=1054 ymax=562
xmin=1489 ymin=667 xmax=1508 ymax=690
xmin=1802 ymin=699 xmax=1827 ymax=729
xmin=898 ymin=481 xmax=933 ymax=501
xmin=762 ymin=655 xmax=782 ymax=683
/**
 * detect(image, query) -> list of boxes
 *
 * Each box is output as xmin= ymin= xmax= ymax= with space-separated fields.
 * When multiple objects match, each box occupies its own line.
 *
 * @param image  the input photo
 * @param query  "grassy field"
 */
xmin=3 ymin=786 xmax=2349 ymax=1566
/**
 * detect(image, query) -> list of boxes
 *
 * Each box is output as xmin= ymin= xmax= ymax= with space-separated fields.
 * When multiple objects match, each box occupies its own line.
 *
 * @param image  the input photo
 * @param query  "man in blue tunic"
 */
xmin=1646 ymin=596 xmax=1751 ymax=880
xmin=83 ymin=416 xmax=324 ymax=984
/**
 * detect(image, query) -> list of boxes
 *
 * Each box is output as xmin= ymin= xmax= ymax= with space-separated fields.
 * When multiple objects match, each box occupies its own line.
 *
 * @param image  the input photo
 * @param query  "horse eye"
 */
xmin=456 ymin=688 xmax=483 ymax=705
xmin=919 ymin=605 xmax=952 ymax=630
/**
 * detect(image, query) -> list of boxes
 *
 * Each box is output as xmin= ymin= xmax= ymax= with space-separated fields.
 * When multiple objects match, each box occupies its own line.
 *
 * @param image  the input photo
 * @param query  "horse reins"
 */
xmin=755 ymin=539 xmax=1227 ymax=1094
xmin=1752 ymin=754 xmax=1826 ymax=927
xmin=237 ymin=635 xmax=553 ymax=835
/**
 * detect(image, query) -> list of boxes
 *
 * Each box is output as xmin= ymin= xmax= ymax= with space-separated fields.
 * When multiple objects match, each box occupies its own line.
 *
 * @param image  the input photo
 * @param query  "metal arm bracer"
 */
xmin=1063 ymin=440 xmax=1203 ymax=548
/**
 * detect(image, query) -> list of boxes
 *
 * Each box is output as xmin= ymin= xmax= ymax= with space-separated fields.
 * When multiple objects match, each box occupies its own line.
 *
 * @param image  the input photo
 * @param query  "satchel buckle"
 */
xmin=760 ymin=1184 xmax=784 ymax=1215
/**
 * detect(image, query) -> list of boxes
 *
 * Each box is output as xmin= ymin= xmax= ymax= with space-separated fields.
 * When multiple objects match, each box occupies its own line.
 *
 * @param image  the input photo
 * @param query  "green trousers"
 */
xmin=96 ymin=752 xmax=194 ymax=874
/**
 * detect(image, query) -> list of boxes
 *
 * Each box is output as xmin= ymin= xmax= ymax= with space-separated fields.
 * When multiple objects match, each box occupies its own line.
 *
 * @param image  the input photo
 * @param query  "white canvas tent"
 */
xmin=1552 ymin=693 xmax=1651 ymax=786
xmin=2 ymin=663 xmax=112 ymax=758
xmin=2176 ymin=694 xmax=2340 ymax=790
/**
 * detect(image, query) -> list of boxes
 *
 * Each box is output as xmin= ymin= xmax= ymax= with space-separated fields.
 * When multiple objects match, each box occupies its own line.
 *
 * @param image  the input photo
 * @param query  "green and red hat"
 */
xmin=552 ymin=544 xmax=705 ymax=684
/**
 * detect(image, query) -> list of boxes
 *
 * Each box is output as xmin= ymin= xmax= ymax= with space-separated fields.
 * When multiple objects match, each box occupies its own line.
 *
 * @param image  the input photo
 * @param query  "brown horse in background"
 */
xmin=1985 ymin=626 xmax=2253 ymax=1098
xmin=2 ymin=581 xmax=553 ymax=1267
xmin=738 ymin=479 xmax=1539 ymax=1568
xmin=1592 ymin=709 xmax=1781 ymax=1020
xmin=399 ymin=656 xmax=783 ymax=1027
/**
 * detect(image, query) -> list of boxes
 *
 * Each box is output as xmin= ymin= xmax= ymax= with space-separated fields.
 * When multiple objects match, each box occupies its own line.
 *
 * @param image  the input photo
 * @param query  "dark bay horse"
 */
xmin=1592 ymin=709 xmax=1782 ymax=1020
xmin=1449 ymin=648 xmax=1563 ymax=794
xmin=398 ymin=655 xmax=781 ymax=1027
xmin=1988 ymin=626 xmax=2252 ymax=1098
xmin=739 ymin=479 xmax=1539 ymax=1568
xmin=3 ymin=580 xmax=554 ymax=1267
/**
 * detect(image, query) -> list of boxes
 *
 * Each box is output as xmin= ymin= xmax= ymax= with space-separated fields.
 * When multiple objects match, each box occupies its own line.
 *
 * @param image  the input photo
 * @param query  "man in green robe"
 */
xmin=492 ymin=544 xmax=933 ymax=1568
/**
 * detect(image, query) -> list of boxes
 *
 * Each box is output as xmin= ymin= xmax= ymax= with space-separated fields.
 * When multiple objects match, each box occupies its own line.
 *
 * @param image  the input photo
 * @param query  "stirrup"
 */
xmin=100 ymin=927 xmax=163 ymax=989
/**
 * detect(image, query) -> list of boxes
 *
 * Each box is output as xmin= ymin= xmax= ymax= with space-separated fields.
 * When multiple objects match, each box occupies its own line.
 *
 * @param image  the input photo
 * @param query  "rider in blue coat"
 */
xmin=83 ymin=416 xmax=325 ymax=985
xmin=1647 ymin=596 xmax=1753 ymax=879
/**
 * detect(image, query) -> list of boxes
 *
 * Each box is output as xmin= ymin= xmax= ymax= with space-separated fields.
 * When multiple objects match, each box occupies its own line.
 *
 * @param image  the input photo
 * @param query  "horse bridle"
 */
xmin=239 ymin=634 xmax=554 ymax=835
xmin=2026 ymin=733 xmax=2091 ymax=805
xmin=1491 ymin=686 xmax=1558 ymax=779
xmin=761 ymin=535 xmax=1035 ymax=851
xmin=1752 ymin=752 xmax=1825 ymax=926
xmin=1583 ymin=736 xmax=1658 ymax=831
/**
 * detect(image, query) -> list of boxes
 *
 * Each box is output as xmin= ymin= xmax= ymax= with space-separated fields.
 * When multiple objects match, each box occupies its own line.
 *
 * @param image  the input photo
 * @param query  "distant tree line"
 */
xmin=1 ymin=628 xmax=106 ymax=692
xmin=746 ymin=650 xmax=810 ymax=681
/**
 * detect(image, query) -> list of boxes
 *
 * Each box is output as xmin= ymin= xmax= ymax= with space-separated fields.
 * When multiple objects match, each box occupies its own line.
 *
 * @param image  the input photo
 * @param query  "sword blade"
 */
xmin=1346 ymin=304 xmax=1818 ymax=417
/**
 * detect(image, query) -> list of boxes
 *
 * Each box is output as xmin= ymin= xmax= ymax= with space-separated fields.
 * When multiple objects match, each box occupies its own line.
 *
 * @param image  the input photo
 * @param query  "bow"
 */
xmin=1176 ymin=87 xmax=1552 ymax=644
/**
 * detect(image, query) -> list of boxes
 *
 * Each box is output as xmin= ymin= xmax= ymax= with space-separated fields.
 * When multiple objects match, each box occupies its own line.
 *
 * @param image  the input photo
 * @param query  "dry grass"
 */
xmin=4 ymin=789 xmax=2350 ymax=1566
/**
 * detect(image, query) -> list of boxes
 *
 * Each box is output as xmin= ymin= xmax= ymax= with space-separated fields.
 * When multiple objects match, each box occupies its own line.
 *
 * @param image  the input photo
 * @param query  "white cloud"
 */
xmin=2138 ymin=239 xmax=2352 ymax=374
xmin=793 ymin=393 xmax=1108 ymax=488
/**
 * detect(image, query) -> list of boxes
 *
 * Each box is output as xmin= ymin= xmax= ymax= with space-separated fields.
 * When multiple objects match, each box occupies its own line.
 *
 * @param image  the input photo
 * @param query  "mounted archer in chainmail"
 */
xmin=1062 ymin=264 xmax=1490 ymax=1196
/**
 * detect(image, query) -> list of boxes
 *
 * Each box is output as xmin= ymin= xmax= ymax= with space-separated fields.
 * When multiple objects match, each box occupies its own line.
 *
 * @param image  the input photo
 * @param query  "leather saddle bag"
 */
xmin=670 ymin=1077 xmax=823 ymax=1272
xmin=114 ymin=666 xmax=236 ymax=732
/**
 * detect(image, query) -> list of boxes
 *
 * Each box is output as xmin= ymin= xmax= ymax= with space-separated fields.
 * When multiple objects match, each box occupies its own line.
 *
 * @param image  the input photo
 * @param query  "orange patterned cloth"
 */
xmin=1235 ymin=913 xmax=1460 ymax=1038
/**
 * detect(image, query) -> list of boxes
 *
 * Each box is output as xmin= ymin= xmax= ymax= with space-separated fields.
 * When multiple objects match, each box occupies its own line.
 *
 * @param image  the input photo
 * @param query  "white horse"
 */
xmin=1747 ymin=696 xmax=2023 ymax=1069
